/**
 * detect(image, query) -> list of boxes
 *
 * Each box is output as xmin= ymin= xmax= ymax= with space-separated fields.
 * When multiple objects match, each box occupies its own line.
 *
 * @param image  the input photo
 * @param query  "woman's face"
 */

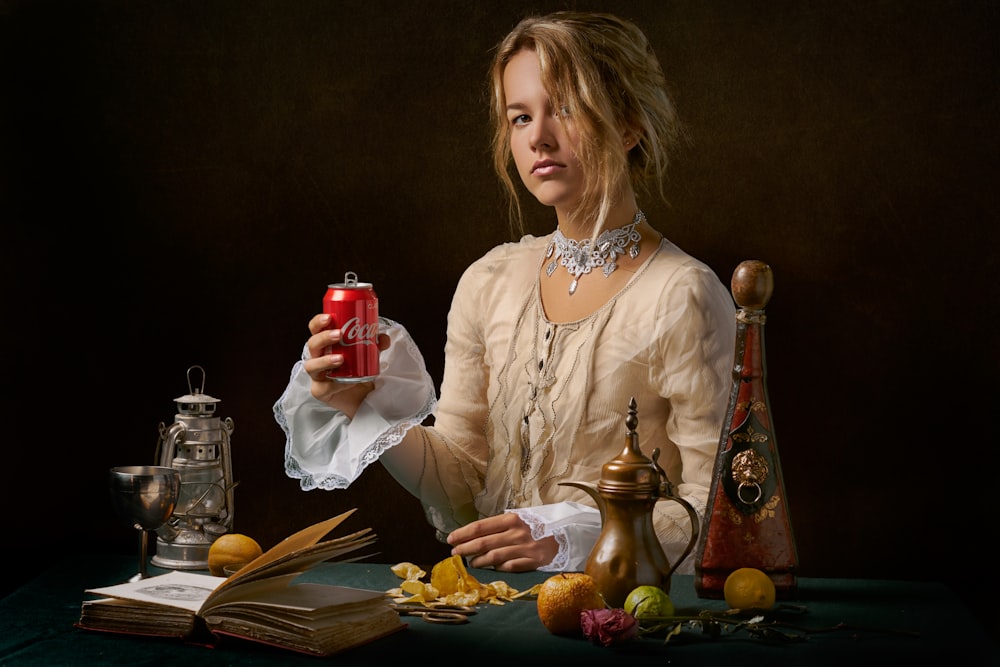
xmin=502 ymin=49 xmax=585 ymax=213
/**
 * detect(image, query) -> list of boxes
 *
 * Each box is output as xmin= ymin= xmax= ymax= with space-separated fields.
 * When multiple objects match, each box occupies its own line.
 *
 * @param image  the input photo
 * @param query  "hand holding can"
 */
xmin=322 ymin=272 xmax=380 ymax=382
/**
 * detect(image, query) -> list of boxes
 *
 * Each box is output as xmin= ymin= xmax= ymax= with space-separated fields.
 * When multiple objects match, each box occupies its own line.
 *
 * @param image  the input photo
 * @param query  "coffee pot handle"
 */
xmin=652 ymin=447 xmax=701 ymax=575
xmin=661 ymin=492 xmax=700 ymax=575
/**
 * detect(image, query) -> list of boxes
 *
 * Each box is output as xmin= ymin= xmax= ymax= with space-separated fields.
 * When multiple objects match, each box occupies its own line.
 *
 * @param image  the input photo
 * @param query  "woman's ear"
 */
xmin=622 ymin=129 xmax=639 ymax=151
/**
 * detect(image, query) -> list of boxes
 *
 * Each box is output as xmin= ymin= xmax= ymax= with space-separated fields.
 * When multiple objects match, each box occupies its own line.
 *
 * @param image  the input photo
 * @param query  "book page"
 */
xmin=204 ymin=581 xmax=384 ymax=617
xmin=212 ymin=509 xmax=358 ymax=595
xmin=200 ymin=572 xmax=301 ymax=609
xmin=201 ymin=530 xmax=377 ymax=611
xmin=85 ymin=570 xmax=227 ymax=613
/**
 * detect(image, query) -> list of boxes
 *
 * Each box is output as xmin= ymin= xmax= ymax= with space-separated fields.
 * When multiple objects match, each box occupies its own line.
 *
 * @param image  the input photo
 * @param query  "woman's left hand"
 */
xmin=446 ymin=513 xmax=558 ymax=572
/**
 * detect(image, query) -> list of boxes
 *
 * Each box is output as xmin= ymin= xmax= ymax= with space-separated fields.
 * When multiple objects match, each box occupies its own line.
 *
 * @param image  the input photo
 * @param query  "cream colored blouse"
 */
xmin=275 ymin=233 xmax=736 ymax=573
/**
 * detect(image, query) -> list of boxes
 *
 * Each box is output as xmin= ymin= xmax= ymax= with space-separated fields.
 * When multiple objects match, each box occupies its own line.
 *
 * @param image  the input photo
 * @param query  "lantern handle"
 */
xmin=186 ymin=365 xmax=207 ymax=396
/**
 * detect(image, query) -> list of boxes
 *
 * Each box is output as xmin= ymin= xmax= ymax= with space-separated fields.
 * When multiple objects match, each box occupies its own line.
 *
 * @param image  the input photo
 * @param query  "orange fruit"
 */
xmin=207 ymin=533 xmax=263 ymax=576
xmin=723 ymin=567 xmax=776 ymax=610
xmin=536 ymin=572 xmax=605 ymax=635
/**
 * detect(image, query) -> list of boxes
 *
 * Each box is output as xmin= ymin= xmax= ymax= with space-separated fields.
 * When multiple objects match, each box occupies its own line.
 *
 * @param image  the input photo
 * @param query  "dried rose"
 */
xmin=580 ymin=607 xmax=639 ymax=646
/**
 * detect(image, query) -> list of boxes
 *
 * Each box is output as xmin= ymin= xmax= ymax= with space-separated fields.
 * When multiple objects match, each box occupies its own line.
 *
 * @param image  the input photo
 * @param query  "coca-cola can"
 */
xmin=322 ymin=271 xmax=380 ymax=382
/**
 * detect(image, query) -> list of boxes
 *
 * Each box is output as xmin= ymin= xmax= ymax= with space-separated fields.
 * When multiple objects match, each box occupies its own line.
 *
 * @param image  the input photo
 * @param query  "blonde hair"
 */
xmin=489 ymin=11 xmax=684 ymax=236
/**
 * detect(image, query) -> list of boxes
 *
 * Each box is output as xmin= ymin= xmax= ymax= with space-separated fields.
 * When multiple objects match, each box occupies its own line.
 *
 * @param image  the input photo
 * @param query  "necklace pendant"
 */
xmin=546 ymin=261 xmax=557 ymax=277
xmin=568 ymin=278 xmax=578 ymax=296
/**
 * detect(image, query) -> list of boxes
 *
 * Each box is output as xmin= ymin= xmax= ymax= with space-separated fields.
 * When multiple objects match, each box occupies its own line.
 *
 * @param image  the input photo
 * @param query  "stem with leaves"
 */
xmin=637 ymin=606 xmax=920 ymax=645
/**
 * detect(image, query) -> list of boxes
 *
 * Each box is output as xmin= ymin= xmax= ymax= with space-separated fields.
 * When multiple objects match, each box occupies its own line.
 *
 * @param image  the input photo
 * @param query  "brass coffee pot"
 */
xmin=560 ymin=398 xmax=699 ymax=608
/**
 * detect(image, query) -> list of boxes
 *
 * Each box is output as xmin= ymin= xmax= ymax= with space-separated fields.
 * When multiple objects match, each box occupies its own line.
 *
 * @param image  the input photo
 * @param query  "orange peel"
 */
xmin=388 ymin=554 xmax=522 ymax=607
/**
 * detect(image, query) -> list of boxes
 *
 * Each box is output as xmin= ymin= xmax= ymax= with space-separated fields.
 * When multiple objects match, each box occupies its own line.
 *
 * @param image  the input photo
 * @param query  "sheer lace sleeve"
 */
xmin=273 ymin=317 xmax=437 ymax=491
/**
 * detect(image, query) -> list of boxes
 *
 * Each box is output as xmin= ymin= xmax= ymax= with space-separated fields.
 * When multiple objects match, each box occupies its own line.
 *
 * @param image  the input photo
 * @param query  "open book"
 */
xmin=77 ymin=509 xmax=405 ymax=657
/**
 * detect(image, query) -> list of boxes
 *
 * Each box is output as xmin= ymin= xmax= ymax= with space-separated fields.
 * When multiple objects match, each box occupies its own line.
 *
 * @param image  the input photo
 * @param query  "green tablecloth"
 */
xmin=1 ymin=554 xmax=996 ymax=666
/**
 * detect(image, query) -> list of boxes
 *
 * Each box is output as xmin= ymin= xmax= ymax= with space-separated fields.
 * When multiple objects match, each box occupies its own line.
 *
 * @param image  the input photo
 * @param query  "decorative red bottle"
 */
xmin=694 ymin=260 xmax=799 ymax=599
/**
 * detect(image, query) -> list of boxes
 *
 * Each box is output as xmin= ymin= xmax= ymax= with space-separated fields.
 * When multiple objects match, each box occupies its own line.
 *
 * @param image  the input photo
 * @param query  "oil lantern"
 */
xmin=150 ymin=365 xmax=236 ymax=570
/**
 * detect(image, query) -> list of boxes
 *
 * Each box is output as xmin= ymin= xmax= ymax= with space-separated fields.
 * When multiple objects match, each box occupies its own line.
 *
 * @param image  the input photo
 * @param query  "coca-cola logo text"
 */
xmin=339 ymin=316 xmax=377 ymax=346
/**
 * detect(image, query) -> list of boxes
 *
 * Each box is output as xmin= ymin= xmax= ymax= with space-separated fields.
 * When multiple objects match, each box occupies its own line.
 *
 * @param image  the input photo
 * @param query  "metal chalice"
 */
xmin=109 ymin=465 xmax=181 ymax=582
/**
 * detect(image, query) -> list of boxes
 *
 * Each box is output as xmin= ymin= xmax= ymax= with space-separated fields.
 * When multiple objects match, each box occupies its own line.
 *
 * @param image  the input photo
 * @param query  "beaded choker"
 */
xmin=545 ymin=210 xmax=645 ymax=295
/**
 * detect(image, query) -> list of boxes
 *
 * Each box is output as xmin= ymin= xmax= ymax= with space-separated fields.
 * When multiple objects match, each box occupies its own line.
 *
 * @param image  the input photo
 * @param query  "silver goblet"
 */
xmin=109 ymin=465 xmax=181 ymax=582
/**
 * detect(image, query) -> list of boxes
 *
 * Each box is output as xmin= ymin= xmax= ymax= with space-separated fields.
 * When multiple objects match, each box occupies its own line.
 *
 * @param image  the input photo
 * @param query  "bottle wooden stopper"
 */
xmin=731 ymin=260 xmax=773 ymax=310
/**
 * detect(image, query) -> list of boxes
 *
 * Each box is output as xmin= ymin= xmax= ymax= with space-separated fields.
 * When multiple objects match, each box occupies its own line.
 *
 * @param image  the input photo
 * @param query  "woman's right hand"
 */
xmin=303 ymin=314 xmax=390 ymax=418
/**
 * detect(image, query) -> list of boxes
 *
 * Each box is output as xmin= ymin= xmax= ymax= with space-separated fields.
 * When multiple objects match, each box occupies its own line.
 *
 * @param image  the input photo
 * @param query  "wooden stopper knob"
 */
xmin=731 ymin=260 xmax=773 ymax=310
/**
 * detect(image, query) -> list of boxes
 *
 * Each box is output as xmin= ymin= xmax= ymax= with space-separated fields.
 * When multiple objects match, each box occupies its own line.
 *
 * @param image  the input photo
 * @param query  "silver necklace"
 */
xmin=545 ymin=210 xmax=645 ymax=295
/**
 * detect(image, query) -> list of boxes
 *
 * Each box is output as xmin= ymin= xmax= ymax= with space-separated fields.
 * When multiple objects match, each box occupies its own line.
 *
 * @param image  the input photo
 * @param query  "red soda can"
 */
xmin=322 ymin=271 xmax=380 ymax=382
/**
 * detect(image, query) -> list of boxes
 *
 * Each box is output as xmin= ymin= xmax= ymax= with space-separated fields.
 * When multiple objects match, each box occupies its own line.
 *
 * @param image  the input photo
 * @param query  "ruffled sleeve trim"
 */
xmin=273 ymin=317 xmax=437 ymax=491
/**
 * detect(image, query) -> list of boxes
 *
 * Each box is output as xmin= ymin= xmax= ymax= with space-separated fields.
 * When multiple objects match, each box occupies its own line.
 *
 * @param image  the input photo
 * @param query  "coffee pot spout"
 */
xmin=560 ymin=481 xmax=605 ymax=520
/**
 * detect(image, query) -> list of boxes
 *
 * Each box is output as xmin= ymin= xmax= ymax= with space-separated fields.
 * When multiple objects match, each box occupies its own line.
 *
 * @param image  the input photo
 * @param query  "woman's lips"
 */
xmin=532 ymin=159 xmax=563 ymax=176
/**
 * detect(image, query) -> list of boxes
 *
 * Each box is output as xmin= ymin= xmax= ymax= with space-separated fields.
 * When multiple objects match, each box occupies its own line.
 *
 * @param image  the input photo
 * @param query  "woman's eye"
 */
xmin=510 ymin=114 xmax=530 ymax=127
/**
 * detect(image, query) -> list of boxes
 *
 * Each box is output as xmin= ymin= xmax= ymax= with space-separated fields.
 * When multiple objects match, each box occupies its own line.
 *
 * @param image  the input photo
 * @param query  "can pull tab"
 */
xmin=344 ymin=271 xmax=358 ymax=286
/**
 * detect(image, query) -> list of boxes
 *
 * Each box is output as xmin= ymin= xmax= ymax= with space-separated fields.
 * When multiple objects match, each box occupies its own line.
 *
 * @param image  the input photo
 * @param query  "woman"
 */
xmin=274 ymin=11 xmax=736 ymax=574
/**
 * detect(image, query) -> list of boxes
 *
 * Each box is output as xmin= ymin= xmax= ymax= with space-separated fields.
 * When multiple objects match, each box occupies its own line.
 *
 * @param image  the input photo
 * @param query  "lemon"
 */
xmin=723 ymin=567 xmax=776 ymax=610
xmin=207 ymin=533 xmax=264 ymax=576
xmin=624 ymin=585 xmax=674 ymax=619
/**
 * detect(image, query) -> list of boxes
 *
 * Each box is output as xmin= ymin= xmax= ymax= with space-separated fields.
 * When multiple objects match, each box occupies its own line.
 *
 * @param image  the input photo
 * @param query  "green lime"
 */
xmin=624 ymin=585 xmax=674 ymax=619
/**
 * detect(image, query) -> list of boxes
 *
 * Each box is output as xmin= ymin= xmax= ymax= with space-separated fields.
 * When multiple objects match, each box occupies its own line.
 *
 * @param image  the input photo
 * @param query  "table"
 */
xmin=1 ymin=554 xmax=996 ymax=666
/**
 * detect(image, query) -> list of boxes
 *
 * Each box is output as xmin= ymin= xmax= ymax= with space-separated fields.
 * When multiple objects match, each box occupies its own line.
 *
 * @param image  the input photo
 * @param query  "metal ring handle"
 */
xmin=737 ymin=481 xmax=763 ymax=505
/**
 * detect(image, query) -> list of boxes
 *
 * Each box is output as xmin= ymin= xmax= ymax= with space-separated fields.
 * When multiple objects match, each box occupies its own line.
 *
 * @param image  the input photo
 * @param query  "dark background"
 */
xmin=3 ymin=0 xmax=997 ymax=640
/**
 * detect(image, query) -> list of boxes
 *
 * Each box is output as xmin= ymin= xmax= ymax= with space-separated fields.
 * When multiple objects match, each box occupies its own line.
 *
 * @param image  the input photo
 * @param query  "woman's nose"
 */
xmin=530 ymin=116 xmax=557 ymax=150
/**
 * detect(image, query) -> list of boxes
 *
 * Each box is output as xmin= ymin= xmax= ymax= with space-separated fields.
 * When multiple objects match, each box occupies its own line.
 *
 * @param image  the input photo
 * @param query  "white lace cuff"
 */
xmin=505 ymin=501 xmax=602 ymax=572
xmin=272 ymin=317 xmax=437 ymax=491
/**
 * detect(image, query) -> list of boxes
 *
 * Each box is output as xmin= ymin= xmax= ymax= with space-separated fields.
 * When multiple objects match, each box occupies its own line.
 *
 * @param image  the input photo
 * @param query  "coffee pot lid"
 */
xmin=598 ymin=398 xmax=662 ymax=493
